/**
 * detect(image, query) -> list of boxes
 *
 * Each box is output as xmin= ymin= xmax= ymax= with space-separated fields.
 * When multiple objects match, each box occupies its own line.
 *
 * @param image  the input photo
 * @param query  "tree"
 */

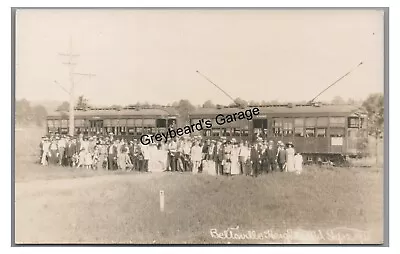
xmin=172 ymin=99 xmax=195 ymax=126
xmin=32 ymin=105 xmax=47 ymax=126
xmin=76 ymin=95 xmax=90 ymax=110
xmin=56 ymin=101 xmax=70 ymax=112
xmin=331 ymin=96 xmax=346 ymax=105
xmin=229 ymin=97 xmax=248 ymax=107
xmin=202 ymin=100 xmax=215 ymax=108
xmin=15 ymin=99 xmax=33 ymax=125
xmin=362 ymin=93 xmax=384 ymax=164
xmin=15 ymin=99 xmax=47 ymax=127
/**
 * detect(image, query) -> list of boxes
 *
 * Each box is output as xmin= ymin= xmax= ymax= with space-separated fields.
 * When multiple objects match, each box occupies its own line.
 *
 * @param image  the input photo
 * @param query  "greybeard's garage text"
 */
xmin=140 ymin=107 xmax=260 ymax=145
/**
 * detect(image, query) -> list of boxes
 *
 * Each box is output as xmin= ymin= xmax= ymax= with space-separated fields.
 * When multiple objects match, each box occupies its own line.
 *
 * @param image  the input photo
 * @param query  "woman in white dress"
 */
xmin=159 ymin=143 xmax=169 ymax=172
xmin=41 ymin=138 xmax=50 ymax=166
xmin=191 ymin=141 xmax=202 ymax=174
xmin=230 ymin=141 xmax=241 ymax=175
xmin=286 ymin=142 xmax=296 ymax=172
xmin=294 ymin=152 xmax=303 ymax=175
xmin=223 ymin=141 xmax=233 ymax=175
xmin=204 ymin=140 xmax=217 ymax=176
xmin=85 ymin=147 xmax=93 ymax=169
xmin=238 ymin=141 xmax=249 ymax=175
xmin=77 ymin=137 xmax=89 ymax=168
xmin=148 ymin=143 xmax=160 ymax=172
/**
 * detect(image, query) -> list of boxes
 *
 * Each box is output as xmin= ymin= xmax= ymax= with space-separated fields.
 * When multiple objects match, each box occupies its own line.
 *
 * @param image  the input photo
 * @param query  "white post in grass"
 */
xmin=160 ymin=190 xmax=165 ymax=212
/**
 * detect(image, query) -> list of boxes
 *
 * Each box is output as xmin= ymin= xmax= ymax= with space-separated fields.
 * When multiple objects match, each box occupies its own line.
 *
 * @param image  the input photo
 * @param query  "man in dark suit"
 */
xmin=215 ymin=139 xmax=225 ymax=175
xmin=277 ymin=141 xmax=287 ymax=172
xmin=250 ymin=139 xmax=263 ymax=177
xmin=265 ymin=140 xmax=277 ymax=173
xmin=128 ymin=140 xmax=136 ymax=170
xmin=65 ymin=137 xmax=77 ymax=167
xmin=108 ymin=141 xmax=118 ymax=170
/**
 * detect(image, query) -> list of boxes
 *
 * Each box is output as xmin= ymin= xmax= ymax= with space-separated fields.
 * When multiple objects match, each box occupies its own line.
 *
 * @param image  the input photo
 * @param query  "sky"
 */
xmin=15 ymin=9 xmax=384 ymax=106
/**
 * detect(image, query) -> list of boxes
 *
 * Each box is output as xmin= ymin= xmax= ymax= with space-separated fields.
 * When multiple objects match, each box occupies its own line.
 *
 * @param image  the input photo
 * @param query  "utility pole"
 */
xmin=58 ymin=37 xmax=95 ymax=136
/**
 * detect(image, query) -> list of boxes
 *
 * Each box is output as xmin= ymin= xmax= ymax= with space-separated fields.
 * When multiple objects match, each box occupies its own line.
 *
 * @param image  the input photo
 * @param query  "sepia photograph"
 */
xmin=13 ymin=8 xmax=386 ymax=245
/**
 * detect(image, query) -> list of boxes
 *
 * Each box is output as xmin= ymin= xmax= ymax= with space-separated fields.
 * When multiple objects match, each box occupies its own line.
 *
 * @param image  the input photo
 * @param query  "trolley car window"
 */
xmin=305 ymin=128 xmax=315 ymax=137
xmin=241 ymin=130 xmax=249 ymax=136
xmin=348 ymin=117 xmax=360 ymax=128
xmin=136 ymin=127 xmax=143 ymax=135
xmin=156 ymin=119 xmax=167 ymax=128
xmin=168 ymin=119 xmax=176 ymax=127
xmin=282 ymin=119 xmax=293 ymax=137
xmin=75 ymin=119 xmax=84 ymax=127
xmin=119 ymin=126 xmax=126 ymax=134
xmin=317 ymin=117 xmax=329 ymax=127
xmin=316 ymin=128 xmax=326 ymax=137
xmin=61 ymin=120 xmax=68 ymax=128
xmin=47 ymin=120 xmax=54 ymax=127
xmin=204 ymin=129 xmax=211 ymax=137
xmin=294 ymin=127 xmax=304 ymax=137
xmin=212 ymin=129 xmax=220 ymax=137
xmin=147 ymin=127 xmax=156 ymax=134
xmin=233 ymin=128 xmax=241 ymax=137
xmin=253 ymin=119 xmax=268 ymax=129
xmin=330 ymin=128 xmax=345 ymax=137
xmin=273 ymin=119 xmax=283 ymax=137
xmin=112 ymin=119 xmax=119 ymax=126
xmin=119 ymin=119 xmax=127 ymax=126
xmin=54 ymin=120 xmax=61 ymax=128
xmin=294 ymin=118 xmax=304 ymax=137
xmin=329 ymin=117 xmax=346 ymax=127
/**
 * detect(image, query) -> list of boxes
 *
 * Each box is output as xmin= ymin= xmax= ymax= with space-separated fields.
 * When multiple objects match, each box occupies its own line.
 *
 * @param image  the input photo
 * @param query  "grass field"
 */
xmin=14 ymin=127 xmax=384 ymax=244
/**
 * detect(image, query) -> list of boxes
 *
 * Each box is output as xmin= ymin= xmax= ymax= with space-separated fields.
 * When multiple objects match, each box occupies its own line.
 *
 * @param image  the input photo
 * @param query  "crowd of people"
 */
xmin=38 ymin=133 xmax=304 ymax=176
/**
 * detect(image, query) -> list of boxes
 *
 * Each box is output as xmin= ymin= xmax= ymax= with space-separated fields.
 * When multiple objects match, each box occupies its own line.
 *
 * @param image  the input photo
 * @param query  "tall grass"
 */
xmin=14 ymin=127 xmax=384 ymax=244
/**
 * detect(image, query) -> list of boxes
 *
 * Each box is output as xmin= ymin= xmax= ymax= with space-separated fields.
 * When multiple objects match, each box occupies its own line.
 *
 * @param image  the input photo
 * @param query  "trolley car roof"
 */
xmin=47 ymin=107 xmax=179 ymax=119
xmin=189 ymin=104 xmax=366 ymax=118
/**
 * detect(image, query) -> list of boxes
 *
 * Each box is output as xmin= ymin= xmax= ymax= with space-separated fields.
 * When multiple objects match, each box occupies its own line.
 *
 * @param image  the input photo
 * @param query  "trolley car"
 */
xmin=46 ymin=106 xmax=178 ymax=139
xmin=46 ymin=103 xmax=368 ymax=163
xmin=189 ymin=103 xmax=369 ymax=163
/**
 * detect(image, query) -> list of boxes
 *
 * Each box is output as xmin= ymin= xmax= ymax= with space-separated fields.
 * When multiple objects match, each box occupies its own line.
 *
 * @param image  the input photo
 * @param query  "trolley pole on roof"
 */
xmin=58 ymin=37 xmax=95 ymax=136
xmin=196 ymin=70 xmax=239 ymax=107
xmin=308 ymin=61 xmax=363 ymax=104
